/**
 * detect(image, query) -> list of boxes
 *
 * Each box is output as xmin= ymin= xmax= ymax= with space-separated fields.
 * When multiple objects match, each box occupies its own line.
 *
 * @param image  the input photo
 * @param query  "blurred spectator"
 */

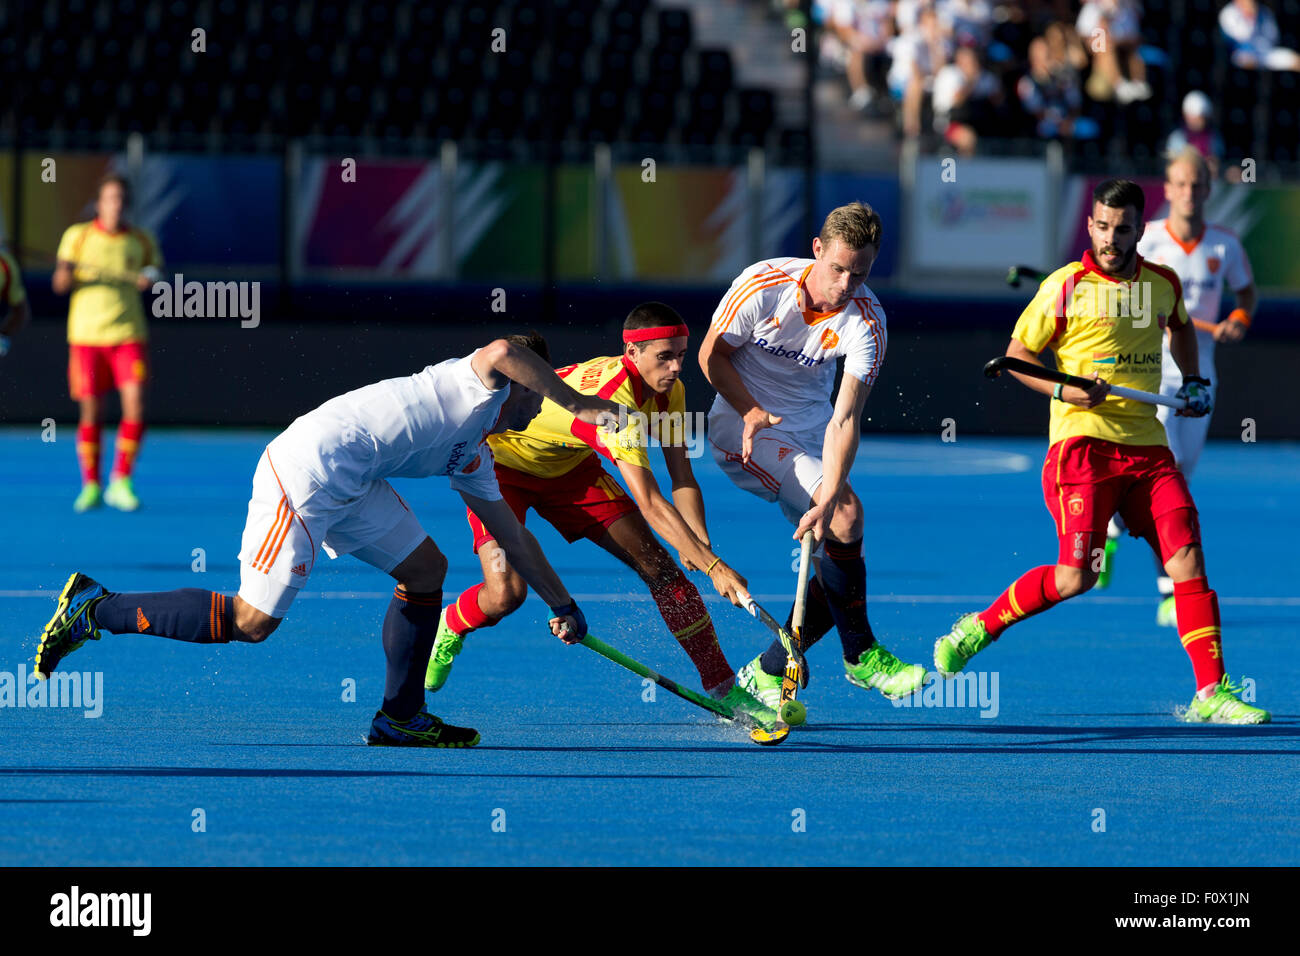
xmin=1219 ymin=0 xmax=1300 ymax=71
xmin=890 ymin=4 xmax=955 ymax=138
xmin=1017 ymin=36 xmax=1100 ymax=140
xmin=1044 ymin=20 xmax=1091 ymax=79
xmin=932 ymin=43 xmax=1004 ymax=154
xmin=1076 ymin=0 xmax=1153 ymax=103
xmin=816 ymin=0 xmax=896 ymax=112
xmin=942 ymin=0 xmax=996 ymax=48
xmin=1165 ymin=91 xmax=1226 ymax=176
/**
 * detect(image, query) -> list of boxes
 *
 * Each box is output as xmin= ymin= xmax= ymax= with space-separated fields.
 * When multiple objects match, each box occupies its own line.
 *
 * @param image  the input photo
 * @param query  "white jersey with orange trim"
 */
xmin=266 ymin=350 xmax=507 ymax=503
xmin=1137 ymin=220 xmax=1253 ymax=350
xmin=708 ymin=256 xmax=887 ymax=436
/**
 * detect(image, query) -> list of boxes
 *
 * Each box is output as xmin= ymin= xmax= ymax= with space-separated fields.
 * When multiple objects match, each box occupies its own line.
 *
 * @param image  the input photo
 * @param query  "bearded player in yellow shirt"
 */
xmin=932 ymin=179 xmax=1268 ymax=724
xmin=422 ymin=302 xmax=780 ymax=730
xmin=52 ymin=173 xmax=164 ymax=513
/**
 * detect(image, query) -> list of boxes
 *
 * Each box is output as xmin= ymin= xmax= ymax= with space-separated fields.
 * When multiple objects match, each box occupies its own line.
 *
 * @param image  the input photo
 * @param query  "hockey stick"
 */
xmin=1006 ymin=264 xmax=1047 ymax=288
xmin=736 ymin=591 xmax=807 ymax=680
xmin=579 ymin=634 xmax=789 ymax=745
xmin=983 ymin=356 xmax=1188 ymax=410
xmin=775 ymin=530 xmax=814 ymax=726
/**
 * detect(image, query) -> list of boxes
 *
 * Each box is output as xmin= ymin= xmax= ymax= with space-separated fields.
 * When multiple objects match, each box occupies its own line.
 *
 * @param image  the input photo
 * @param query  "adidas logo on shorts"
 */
xmin=290 ymin=563 xmax=307 ymax=577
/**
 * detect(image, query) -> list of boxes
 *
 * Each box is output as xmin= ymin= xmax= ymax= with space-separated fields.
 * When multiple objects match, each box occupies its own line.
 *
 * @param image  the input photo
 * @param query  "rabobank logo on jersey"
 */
xmin=444 ymin=440 xmax=468 ymax=475
xmin=753 ymin=337 xmax=825 ymax=368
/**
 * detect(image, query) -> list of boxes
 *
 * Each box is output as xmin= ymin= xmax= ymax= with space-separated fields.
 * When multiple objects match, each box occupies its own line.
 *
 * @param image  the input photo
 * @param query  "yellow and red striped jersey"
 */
xmin=489 ymin=355 xmax=687 ymax=479
xmin=56 ymin=218 xmax=163 ymax=345
xmin=1013 ymin=250 xmax=1190 ymax=447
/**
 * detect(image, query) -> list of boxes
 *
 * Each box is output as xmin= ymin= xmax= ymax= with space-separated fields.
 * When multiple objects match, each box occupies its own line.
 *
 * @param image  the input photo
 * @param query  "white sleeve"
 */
xmin=842 ymin=311 xmax=888 ymax=387
xmin=711 ymin=264 xmax=769 ymax=347
xmin=1224 ymin=236 xmax=1254 ymax=292
xmin=447 ymin=444 xmax=502 ymax=500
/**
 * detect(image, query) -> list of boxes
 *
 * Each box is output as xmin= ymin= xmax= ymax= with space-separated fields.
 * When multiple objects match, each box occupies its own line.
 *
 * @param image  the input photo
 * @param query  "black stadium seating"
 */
xmin=0 ymin=0 xmax=785 ymax=153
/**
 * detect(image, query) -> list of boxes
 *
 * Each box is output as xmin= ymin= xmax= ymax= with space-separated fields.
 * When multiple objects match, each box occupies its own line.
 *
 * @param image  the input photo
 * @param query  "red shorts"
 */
xmin=1043 ymin=436 xmax=1199 ymax=568
xmin=466 ymin=455 xmax=638 ymax=552
xmin=68 ymin=342 xmax=149 ymax=399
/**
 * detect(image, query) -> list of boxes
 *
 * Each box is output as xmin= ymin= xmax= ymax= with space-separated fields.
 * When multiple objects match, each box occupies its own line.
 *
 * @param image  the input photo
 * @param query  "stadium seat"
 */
xmin=690 ymin=48 xmax=734 ymax=95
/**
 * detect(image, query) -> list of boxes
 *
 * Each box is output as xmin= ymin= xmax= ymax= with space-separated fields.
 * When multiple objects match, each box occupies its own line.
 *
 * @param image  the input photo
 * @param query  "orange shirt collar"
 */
xmin=797 ymin=263 xmax=848 ymax=324
xmin=1164 ymin=220 xmax=1205 ymax=256
xmin=92 ymin=217 xmax=128 ymax=236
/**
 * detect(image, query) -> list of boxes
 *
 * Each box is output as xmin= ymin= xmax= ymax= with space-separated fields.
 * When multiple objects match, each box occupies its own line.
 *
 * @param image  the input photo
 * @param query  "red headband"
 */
xmin=623 ymin=324 xmax=689 ymax=343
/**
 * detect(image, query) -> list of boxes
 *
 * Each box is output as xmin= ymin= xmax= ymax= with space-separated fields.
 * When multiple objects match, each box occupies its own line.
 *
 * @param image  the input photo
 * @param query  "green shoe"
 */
xmin=103 ymin=475 xmax=139 ymax=511
xmin=73 ymin=482 xmax=102 ymax=513
xmin=35 ymin=572 xmax=106 ymax=679
xmin=933 ymin=612 xmax=993 ymax=678
xmin=712 ymin=683 xmax=781 ymax=731
xmin=845 ymin=642 xmax=926 ymax=699
xmin=1095 ymin=534 xmax=1120 ymax=589
xmin=1156 ymin=595 xmax=1178 ymax=628
xmin=735 ymin=653 xmax=784 ymax=710
xmin=424 ymin=607 xmax=465 ymax=692
xmin=1183 ymin=676 xmax=1270 ymax=725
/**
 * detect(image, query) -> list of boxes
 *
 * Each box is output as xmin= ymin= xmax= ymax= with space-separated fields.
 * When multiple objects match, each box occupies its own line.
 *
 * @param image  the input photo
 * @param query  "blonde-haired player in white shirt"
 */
xmin=1098 ymin=147 xmax=1258 ymax=626
xmin=699 ymin=202 xmax=925 ymax=707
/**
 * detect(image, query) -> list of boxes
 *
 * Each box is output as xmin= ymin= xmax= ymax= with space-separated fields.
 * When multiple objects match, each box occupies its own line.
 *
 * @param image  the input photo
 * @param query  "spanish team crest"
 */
xmin=820 ymin=328 xmax=839 ymax=350
xmin=1067 ymin=494 xmax=1085 ymax=516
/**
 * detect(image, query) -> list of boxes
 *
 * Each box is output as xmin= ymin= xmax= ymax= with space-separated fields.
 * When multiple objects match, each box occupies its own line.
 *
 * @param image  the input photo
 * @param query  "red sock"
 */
xmin=650 ymin=569 xmax=733 ymax=691
xmin=1174 ymin=577 xmax=1225 ymax=693
xmin=445 ymin=582 xmax=499 ymax=635
xmin=978 ymin=565 xmax=1062 ymax=638
xmin=111 ymin=419 xmax=145 ymax=479
xmin=76 ymin=424 xmax=101 ymax=485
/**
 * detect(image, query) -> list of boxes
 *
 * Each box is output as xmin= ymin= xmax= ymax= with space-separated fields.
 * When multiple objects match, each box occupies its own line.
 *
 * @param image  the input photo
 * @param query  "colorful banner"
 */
xmin=910 ymin=157 xmax=1052 ymax=273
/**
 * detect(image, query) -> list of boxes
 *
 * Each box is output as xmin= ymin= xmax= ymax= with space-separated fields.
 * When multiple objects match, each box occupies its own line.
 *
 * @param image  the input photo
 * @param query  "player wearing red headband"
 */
xmin=425 ymin=303 xmax=778 ymax=728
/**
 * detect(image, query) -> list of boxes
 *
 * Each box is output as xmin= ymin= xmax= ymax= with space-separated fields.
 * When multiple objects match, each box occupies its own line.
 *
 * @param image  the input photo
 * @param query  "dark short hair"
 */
xmin=624 ymin=302 xmax=686 ymax=351
xmin=98 ymin=172 xmax=131 ymax=203
xmin=505 ymin=330 xmax=550 ymax=364
xmin=1093 ymin=178 xmax=1144 ymax=218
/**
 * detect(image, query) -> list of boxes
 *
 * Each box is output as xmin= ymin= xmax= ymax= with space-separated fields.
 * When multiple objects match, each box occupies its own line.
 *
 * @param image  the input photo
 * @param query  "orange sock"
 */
xmin=111 ymin=419 xmax=145 ymax=479
xmin=77 ymin=424 xmax=101 ymax=485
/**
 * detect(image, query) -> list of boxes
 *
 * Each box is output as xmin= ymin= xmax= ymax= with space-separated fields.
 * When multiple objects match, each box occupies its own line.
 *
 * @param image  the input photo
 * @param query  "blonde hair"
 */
xmin=819 ymin=201 xmax=882 ymax=250
xmin=1165 ymin=145 xmax=1210 ymax=183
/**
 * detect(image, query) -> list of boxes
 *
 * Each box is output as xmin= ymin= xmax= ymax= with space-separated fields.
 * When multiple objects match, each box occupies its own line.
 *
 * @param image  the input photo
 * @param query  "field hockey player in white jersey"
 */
xmin=1097 ymin=147 xmax=1258 ymax=628
xmin=33 ymin=334 xmax=622 ymax=748
xmin=699 ymin=201 xmax=926 ymax=707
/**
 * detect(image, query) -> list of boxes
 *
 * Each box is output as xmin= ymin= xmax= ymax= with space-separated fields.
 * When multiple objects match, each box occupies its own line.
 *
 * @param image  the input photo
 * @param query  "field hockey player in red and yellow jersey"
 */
xmin=932 ymin=179 xmax=1269 ymax=724
xmin=52 ymin=173 xmax=164 ymax=513
xmin=426 ymin=302 xmax=782 ymax=732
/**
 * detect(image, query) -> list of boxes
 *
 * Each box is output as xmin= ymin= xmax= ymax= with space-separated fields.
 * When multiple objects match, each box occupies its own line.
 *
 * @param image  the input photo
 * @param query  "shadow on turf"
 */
xmin=0 ymin=766 xmax=729 ymax=780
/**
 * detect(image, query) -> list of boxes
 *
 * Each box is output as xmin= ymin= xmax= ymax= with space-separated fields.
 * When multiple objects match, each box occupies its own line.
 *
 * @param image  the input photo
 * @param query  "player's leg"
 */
xmin=935 ymin=438 xmax=1112 ymax=676
xmin=339 ymin=483 xmax=479 ymax=745
xmin=69 ymin=346 xmax=109 ymax=512
xmin=104 ymin=345 xmax=148 ymax=511
xmin=32 ymin=452 xmax=303 ymax=676
xmin=592 ymin=512 xmax=778 ymax=726
xmin=1126 ymin=458 xmax=1268 ymax=723
xmin=424 ymin=483 xmax=534 ymax=692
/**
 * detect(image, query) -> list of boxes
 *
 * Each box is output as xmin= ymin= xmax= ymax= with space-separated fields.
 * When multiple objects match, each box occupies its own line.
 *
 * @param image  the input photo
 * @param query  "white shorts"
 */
xmin=1156 ymin=335 xmax=1216 ymax=478
xmin=707 ymin=406 xmax=825 ymax=527
xmin=235 ymin=450 xmax=428 ymax=618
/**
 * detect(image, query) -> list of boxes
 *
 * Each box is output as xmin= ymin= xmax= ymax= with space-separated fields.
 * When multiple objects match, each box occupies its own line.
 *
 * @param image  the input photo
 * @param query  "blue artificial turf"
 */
xmin=1 ymin=428 xmax=1296 ymax=866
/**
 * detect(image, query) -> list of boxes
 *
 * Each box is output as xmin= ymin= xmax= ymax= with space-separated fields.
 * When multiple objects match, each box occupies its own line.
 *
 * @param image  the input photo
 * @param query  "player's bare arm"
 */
xmin=472 ymin=339 xmax=621 ymax=428
xmin=1215 ymin=283 xmax=1256 ymax=344
xmin=1005 ymin=338 xmax=1109 ymax=408
xmin=614 ymin=456 xmax=748 ymax=605
xmin=458 ymin=492 xmax=582 ymax=640
xmin=52 ymin=260 xmax=75 ymax=295
xmin=662 ymin=443 xmax=711 ymax=568
xmin=698 ymin=328 xmax=781 ymax=463
xmin=793 ymin=373 xmax=871 ymax=542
